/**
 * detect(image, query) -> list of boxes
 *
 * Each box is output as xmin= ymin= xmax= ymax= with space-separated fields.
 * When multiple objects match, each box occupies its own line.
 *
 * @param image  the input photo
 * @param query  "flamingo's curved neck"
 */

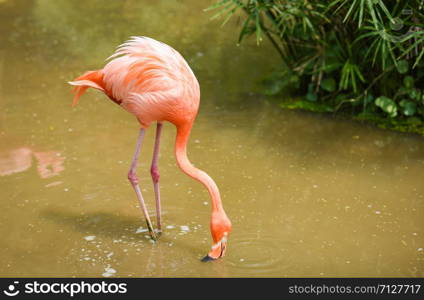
xmin=175 ymin=123 xmax=223 ymax=212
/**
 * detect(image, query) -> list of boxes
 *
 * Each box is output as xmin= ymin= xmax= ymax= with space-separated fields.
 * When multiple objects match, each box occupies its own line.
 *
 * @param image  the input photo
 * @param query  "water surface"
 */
xmin=0 ymin=0 xmax=423 ymax=277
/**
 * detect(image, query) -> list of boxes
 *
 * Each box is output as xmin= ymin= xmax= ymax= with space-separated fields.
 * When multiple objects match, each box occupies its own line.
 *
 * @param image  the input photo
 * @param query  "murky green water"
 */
xmin=1 ymin=0 xmax=423 ymax=277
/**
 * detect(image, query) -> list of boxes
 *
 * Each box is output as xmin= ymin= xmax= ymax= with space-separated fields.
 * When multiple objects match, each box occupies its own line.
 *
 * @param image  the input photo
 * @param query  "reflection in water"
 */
xmin=33 ymin=151 xmax=65 ymax=179
xmin=0 ymin=147 xmax=65 ymax=178
xmin=0 ymin=0 xmax=423 ymax=277
xmin=0 ymin=147 xmax=32 ymax=176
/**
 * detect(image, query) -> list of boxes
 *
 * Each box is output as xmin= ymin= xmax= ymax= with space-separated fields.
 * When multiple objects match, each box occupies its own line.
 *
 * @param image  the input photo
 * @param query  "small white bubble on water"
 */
xmin=375 ymin=211 xmax=381 ymax=215
xmin=418 ymin=248 xmax=423 ymax=252
xmin=239 ymin=258 xmax=244 ymax=262
xmin=102 ymin=267 xmax=117 ymax=278
xmin=203 ymin=202 xmax=208 ymax=205
xmin=84 ymin=236 xmax=96 ymax=241
xmin=180 ymin=225 xmax=190 ymax=232
xmin=166 ymin=225 xmax=175 ymax=229
xmin=136 ymin=227 xmax=148 ymax=233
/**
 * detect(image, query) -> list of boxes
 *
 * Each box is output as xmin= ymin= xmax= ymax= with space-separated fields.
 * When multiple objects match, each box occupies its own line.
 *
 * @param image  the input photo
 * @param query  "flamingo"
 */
xmin=68 ymin=36 xmax=231 ymax=261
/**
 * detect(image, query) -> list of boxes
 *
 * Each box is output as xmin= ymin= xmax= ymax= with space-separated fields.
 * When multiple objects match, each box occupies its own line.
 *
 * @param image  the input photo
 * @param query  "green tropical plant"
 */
xmin=207 ymin=0 xmax=424 ymax=133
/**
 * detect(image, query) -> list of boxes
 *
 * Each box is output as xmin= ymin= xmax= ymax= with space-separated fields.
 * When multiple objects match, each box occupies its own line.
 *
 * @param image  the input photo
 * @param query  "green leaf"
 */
xmin=320 ymin=63 xmax=342 ymax=74
xmin=396 ymin=59 xmax=409 ymax=74
xmin=403 ymin=76 xmax=414 ymax=89
xmin=255 ymin=13 xmax=263 ymax=45
xmin=399 ymin=99 xmax=417 ymax=116
xmin=363 ymin=94 xmax=374 ymax=104
xmin=320 ymin=78 xmax=336 ymax=92
xmin=375 ymin=96 xmax=397 ymax=117
xmin=238 ymin=15 xmax=255 ymax=44
xmin=306 ymin=92 xmax=317 ymax=102
xmin=409 ymin=89 xmax=421 ymax=101
xmin=204 ymin=0 xmax=231 ymax=12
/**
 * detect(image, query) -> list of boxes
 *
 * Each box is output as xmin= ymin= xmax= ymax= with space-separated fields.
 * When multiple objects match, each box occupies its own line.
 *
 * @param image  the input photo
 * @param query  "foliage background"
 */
xmin=209 ymin=0 xmax=424 ymax=134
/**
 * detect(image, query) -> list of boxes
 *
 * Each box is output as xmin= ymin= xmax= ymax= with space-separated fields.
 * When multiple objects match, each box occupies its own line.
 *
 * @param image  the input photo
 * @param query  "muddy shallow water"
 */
xmin=0 ymin=0 xmax=423 ymax=277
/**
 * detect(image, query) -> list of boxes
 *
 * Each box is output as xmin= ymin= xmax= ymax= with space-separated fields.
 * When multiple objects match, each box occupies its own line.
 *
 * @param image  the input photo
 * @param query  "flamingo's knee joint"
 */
xmin=128 ymin=171 xmax=139 ymax=185
xmin=150 ymin=166 xmax=160 ymax=183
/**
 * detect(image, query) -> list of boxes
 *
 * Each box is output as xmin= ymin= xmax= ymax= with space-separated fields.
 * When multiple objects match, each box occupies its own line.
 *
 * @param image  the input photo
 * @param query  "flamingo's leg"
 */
xmin=128 ymin=128 xmax=157 ymax=241
xmin=151 ymin=122 xmax=163 ymax=234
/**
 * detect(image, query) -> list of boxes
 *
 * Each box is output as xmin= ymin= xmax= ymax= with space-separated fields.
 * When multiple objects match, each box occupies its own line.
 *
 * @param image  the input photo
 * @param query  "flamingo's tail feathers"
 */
xmin=68 ymin=70 xmax=104 ymax=106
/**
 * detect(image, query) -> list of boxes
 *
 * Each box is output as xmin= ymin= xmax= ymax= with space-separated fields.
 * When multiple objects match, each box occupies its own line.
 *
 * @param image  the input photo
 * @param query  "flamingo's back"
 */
xmin=69 ymin=37 xmax=200 ymax=128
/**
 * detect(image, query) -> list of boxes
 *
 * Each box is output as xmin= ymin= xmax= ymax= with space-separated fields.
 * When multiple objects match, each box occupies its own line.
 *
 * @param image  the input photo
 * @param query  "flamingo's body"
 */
xmin=69 ymin=37 xmax=231 ymax=261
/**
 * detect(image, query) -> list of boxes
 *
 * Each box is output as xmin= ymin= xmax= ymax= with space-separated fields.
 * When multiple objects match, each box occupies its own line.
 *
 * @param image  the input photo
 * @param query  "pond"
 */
xmin=0 ymin=0 xmax=423 ymax=277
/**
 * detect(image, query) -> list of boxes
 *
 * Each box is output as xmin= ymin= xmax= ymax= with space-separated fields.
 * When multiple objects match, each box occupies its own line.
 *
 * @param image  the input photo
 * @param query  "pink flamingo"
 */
xmin=69 ymin=37 xmax=231 ymax=261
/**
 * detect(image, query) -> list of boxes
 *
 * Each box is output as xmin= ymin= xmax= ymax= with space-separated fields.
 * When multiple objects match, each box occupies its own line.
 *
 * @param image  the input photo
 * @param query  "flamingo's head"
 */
xmin=201 ymin=210 xmax=232 ymax=262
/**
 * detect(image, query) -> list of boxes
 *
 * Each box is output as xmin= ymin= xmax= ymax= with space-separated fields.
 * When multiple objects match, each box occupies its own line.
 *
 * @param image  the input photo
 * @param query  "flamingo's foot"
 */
xmin=149 ymin=232 xmax=157 ymax=241
xmin=154 ymin=229 xmax=162 ymax=239
xmin=147 ymin=228 xmax=163 ymax=242
xmin=146 ymin=221 xmax=158 ymax=241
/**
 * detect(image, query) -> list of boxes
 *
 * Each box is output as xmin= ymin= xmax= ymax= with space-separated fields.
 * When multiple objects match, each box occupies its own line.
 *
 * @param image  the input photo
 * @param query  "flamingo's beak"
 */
xmin=201 ymin=232 xmax=228 ymax=262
